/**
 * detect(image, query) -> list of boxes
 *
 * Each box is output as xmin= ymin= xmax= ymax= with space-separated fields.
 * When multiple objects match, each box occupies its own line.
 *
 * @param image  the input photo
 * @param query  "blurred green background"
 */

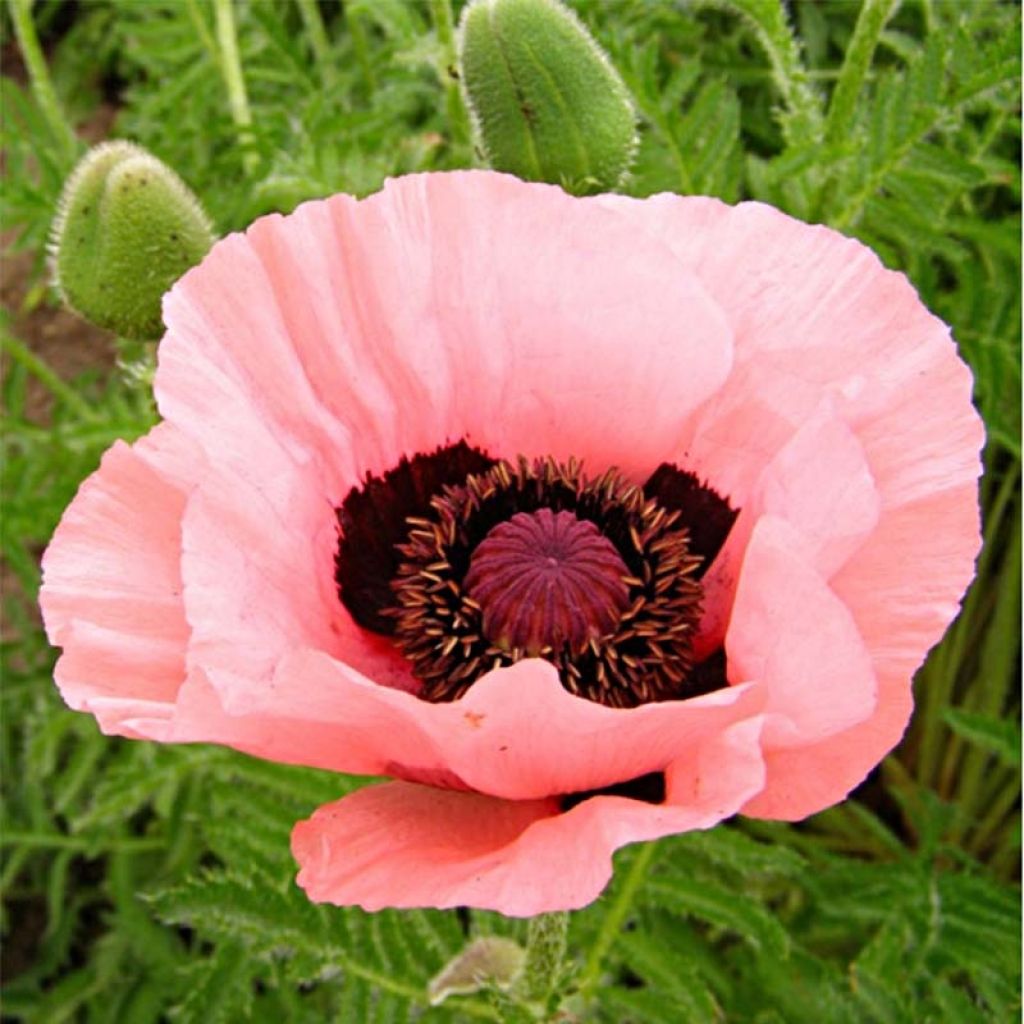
xmin=1 ymin=1 xmax=1019 ymax=1020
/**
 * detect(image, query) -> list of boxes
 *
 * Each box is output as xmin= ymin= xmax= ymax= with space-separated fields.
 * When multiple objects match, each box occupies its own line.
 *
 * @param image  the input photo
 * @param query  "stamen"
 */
xmin=335 ymin=442 xmax=738 ymax=708
xmin=643 ymin=463 xmax=738 ymax=572
xmin=389 ymin=456 xmax=706 ymax=707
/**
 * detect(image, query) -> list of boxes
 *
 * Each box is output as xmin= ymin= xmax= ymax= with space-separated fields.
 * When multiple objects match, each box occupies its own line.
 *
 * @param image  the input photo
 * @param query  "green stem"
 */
xmin=430 ymin=0 xmax=470 ymax=150
xmin=213 ymin=0 xmax=257 ymax=176
xmin=824 ymin=0 xmax=897 ymax=145
xmin=967 ymin=768 xmax=1020 ymax=859
xmin=916 ymin=464 xmax=1015 ymax=788
xmin=1 ymin=328 xmax=100 ymax=422
xmin=296 ymin=0 xmax=333 ymax=86
xmin=925 ymin=465 xmax=1017 ymax=792
xmin=185 ymin=0 xmax=219 ymax=62
xmin=519 ymin=911 xmax=569 ymax=1007
xmin=7 ymin=0 xmax=79 ymax=166
xmin=0 ymin=832 xmax=165 ymax=852
xmin=945 ymin=514 xmax=1021 ymax=839
xmin=721 ymin=0 xmax=824 ymax=148
xmin=577 ymin=841 xmax=657 ymax=997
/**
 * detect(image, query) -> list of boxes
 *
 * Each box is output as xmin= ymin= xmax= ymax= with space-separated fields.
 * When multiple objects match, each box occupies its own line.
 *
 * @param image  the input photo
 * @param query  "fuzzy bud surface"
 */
xmin=50 ymin=141 xmax=215 ymax=340
xmin=458 ymin=0 xmax=637 ymax=194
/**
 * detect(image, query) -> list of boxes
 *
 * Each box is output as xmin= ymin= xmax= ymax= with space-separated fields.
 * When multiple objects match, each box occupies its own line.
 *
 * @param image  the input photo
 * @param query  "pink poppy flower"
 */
xmin=41 ymin=172 xmax=983 ymax=916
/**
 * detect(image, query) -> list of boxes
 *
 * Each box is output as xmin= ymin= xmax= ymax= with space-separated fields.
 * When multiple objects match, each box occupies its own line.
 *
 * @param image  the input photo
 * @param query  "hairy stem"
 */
xmin=213 ymin=0 xmax=257 ymax=175
xmin=577 ymin=841 xmax=657 ymax=997
xmin=430 ymin=0 xmax=470 ymax=150
xmin=519 ymin=911 xmax=569 ymax=1009
xmin=8 ymin=0 xmax=79 ymax=166
xmin=824 ymin=0 xmax=897 ymax=144
xmin=718 ymin=0 xmax=824 ymax=148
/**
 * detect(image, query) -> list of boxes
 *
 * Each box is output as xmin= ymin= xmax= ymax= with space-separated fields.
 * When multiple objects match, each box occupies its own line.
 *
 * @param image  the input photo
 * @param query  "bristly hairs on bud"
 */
xmin=49 ymin=141 xmax=216 ymax=341
xmin=456 ymin=0 xmax=639 ymax=195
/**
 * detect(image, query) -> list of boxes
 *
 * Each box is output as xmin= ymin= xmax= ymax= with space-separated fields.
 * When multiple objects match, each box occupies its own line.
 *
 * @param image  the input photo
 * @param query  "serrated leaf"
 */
xmin=644 ymin=877 xmax=790 ymax=958
xmin=617 ymin=930 xmax=721 ymax=1021
xmin=943 ymin=709 xmax=1021 ymax=766
xmin=171 ymin=943 xmax=253 ymax=1024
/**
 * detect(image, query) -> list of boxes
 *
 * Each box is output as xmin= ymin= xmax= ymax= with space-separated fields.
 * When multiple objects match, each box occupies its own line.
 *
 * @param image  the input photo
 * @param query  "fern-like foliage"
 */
xmin=1 ymin=1 xmax=1019 ymax=1021
xmin=574 ymin=828 xmax=1020 ymax=1023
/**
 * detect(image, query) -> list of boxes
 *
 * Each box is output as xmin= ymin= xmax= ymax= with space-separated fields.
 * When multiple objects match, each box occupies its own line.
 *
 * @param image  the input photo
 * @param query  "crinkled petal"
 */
xmin=198 ymin=651 xmax=764 ymax=800
xmin=599 ymin=195 xmax=980 ymax=501
xmin=600 ymin=193 xmax=981 ymax=812
xmin=697 ymin=405 xmax=880 ymax=657
xmin=292 ymin=718 xmax=764 ymax=915
xmin=40 ymin=423 xmax=200 ymax=738
xmin=743 ymin=487 xmax=980 ymax=820
xmin=727 ymin=514 xmax=876 ymax=758
xmin=159 ymin=171 xmax=733 ymax=490
xmin=158 ymin=173 xmax=732 ymax=708
xmin=178 ymin=447 xmax=416 ymax=711
xmin=745 ymin=486 xmax=981 ymax=820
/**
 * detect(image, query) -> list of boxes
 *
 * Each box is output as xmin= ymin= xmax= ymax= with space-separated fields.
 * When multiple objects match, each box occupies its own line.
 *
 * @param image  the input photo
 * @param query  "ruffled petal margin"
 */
xmin=236 ymin=653 xmax=764 ymax=799
xmin=39 ymin=423 xmax=199 ymax=740
xmin=292 ymin=717 xmax=764 ymax=916
xmin=602 ymin=193 xmax=983 ymax=817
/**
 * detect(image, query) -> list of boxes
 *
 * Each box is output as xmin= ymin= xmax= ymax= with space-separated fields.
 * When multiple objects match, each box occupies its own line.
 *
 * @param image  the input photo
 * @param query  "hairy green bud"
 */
xmin=457 ymin=0 xmax=637 ymax=195
xmin=50 ymin=141 xmax=215 ymax=340
xmin=428 ymin=937 xmax=525 ymax=1005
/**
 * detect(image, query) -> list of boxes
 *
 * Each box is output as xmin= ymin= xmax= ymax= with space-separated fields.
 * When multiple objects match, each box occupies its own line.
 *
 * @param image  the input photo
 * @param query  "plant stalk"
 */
xmin=344 ymin=4 xmax=376 ymax=94
xmin=296 ymin=0 xmax=333 ymax=86
xmin=578 ymin=840 xmax=657 ymax=997
xmin=824 ymin=0 xmax=898 ymax=145
xmin=8 ymin=0 xmax=79 ymax=166
xmin=519 ymin=910 xmax=569 ymax=1008
xmin=213 ymin=0 xmax=257 ymax=175
xmin=429 ymin=0 xmax=470 ymax=151
xmin=1 ymin=328 xmax=99 ymax=422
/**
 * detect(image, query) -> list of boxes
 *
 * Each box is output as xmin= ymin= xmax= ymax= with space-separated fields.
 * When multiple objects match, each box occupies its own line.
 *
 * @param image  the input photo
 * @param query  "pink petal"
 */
xmin=600 ymin=193 xmax=982 ymax=520
xmin=697 ymin=405 xmax=880 ymax=657
xmin=743 ymin=485 xmax=982 ymax=821
xmin=342 ymin=173 xmax=733 ymax=475
xmin=727 ymin=515 xmax=876 ymax=744
xmin=600 ymin=193 xmax=982 ymax=814
xmin=157 ymin=171 xmax=733 ymax=710
xmin=230 ymin=651 xmax=761 ymax=799
xmin=293 ymin=718 xmax=764 ymax=915
xmin=40 ymin=424 xmax=200 ymax=738
xmin=159 ymin=173 xmax=733 ymax=489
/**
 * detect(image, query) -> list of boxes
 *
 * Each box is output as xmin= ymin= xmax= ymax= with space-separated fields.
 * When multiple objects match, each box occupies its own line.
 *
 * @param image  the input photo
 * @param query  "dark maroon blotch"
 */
xmin=687 ymin=647 xmax=729 ymax=697
xmin=643 ymin=464 xmax=738 ymax=574
xmin=336 ymin=440 xmax=495 ymax=633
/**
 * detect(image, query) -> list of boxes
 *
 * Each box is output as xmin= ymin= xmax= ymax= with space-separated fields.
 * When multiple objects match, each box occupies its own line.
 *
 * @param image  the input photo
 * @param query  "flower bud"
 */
xmin=428 ymin=937 xmax=525 ymax=1005
xmin=457 ymin=0 xmax=637 ymax=195
xmin=49 ymin=141 xmax=215 ymax=340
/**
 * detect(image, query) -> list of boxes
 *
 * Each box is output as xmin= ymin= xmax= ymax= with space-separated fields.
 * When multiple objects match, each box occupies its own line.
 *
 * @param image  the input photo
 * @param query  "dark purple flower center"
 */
xmin=334 ymin=441 xmax=738 ymax=708
xmin=464 ymin=508 xmax=630 ymax=656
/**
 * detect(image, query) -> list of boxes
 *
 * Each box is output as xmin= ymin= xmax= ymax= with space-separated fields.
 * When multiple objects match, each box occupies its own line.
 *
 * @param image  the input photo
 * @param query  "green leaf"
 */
xmin=644 ymin=876 xmax=791 ymax=958
xmin=943 ymin=709 xmax=1021 ymax=766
